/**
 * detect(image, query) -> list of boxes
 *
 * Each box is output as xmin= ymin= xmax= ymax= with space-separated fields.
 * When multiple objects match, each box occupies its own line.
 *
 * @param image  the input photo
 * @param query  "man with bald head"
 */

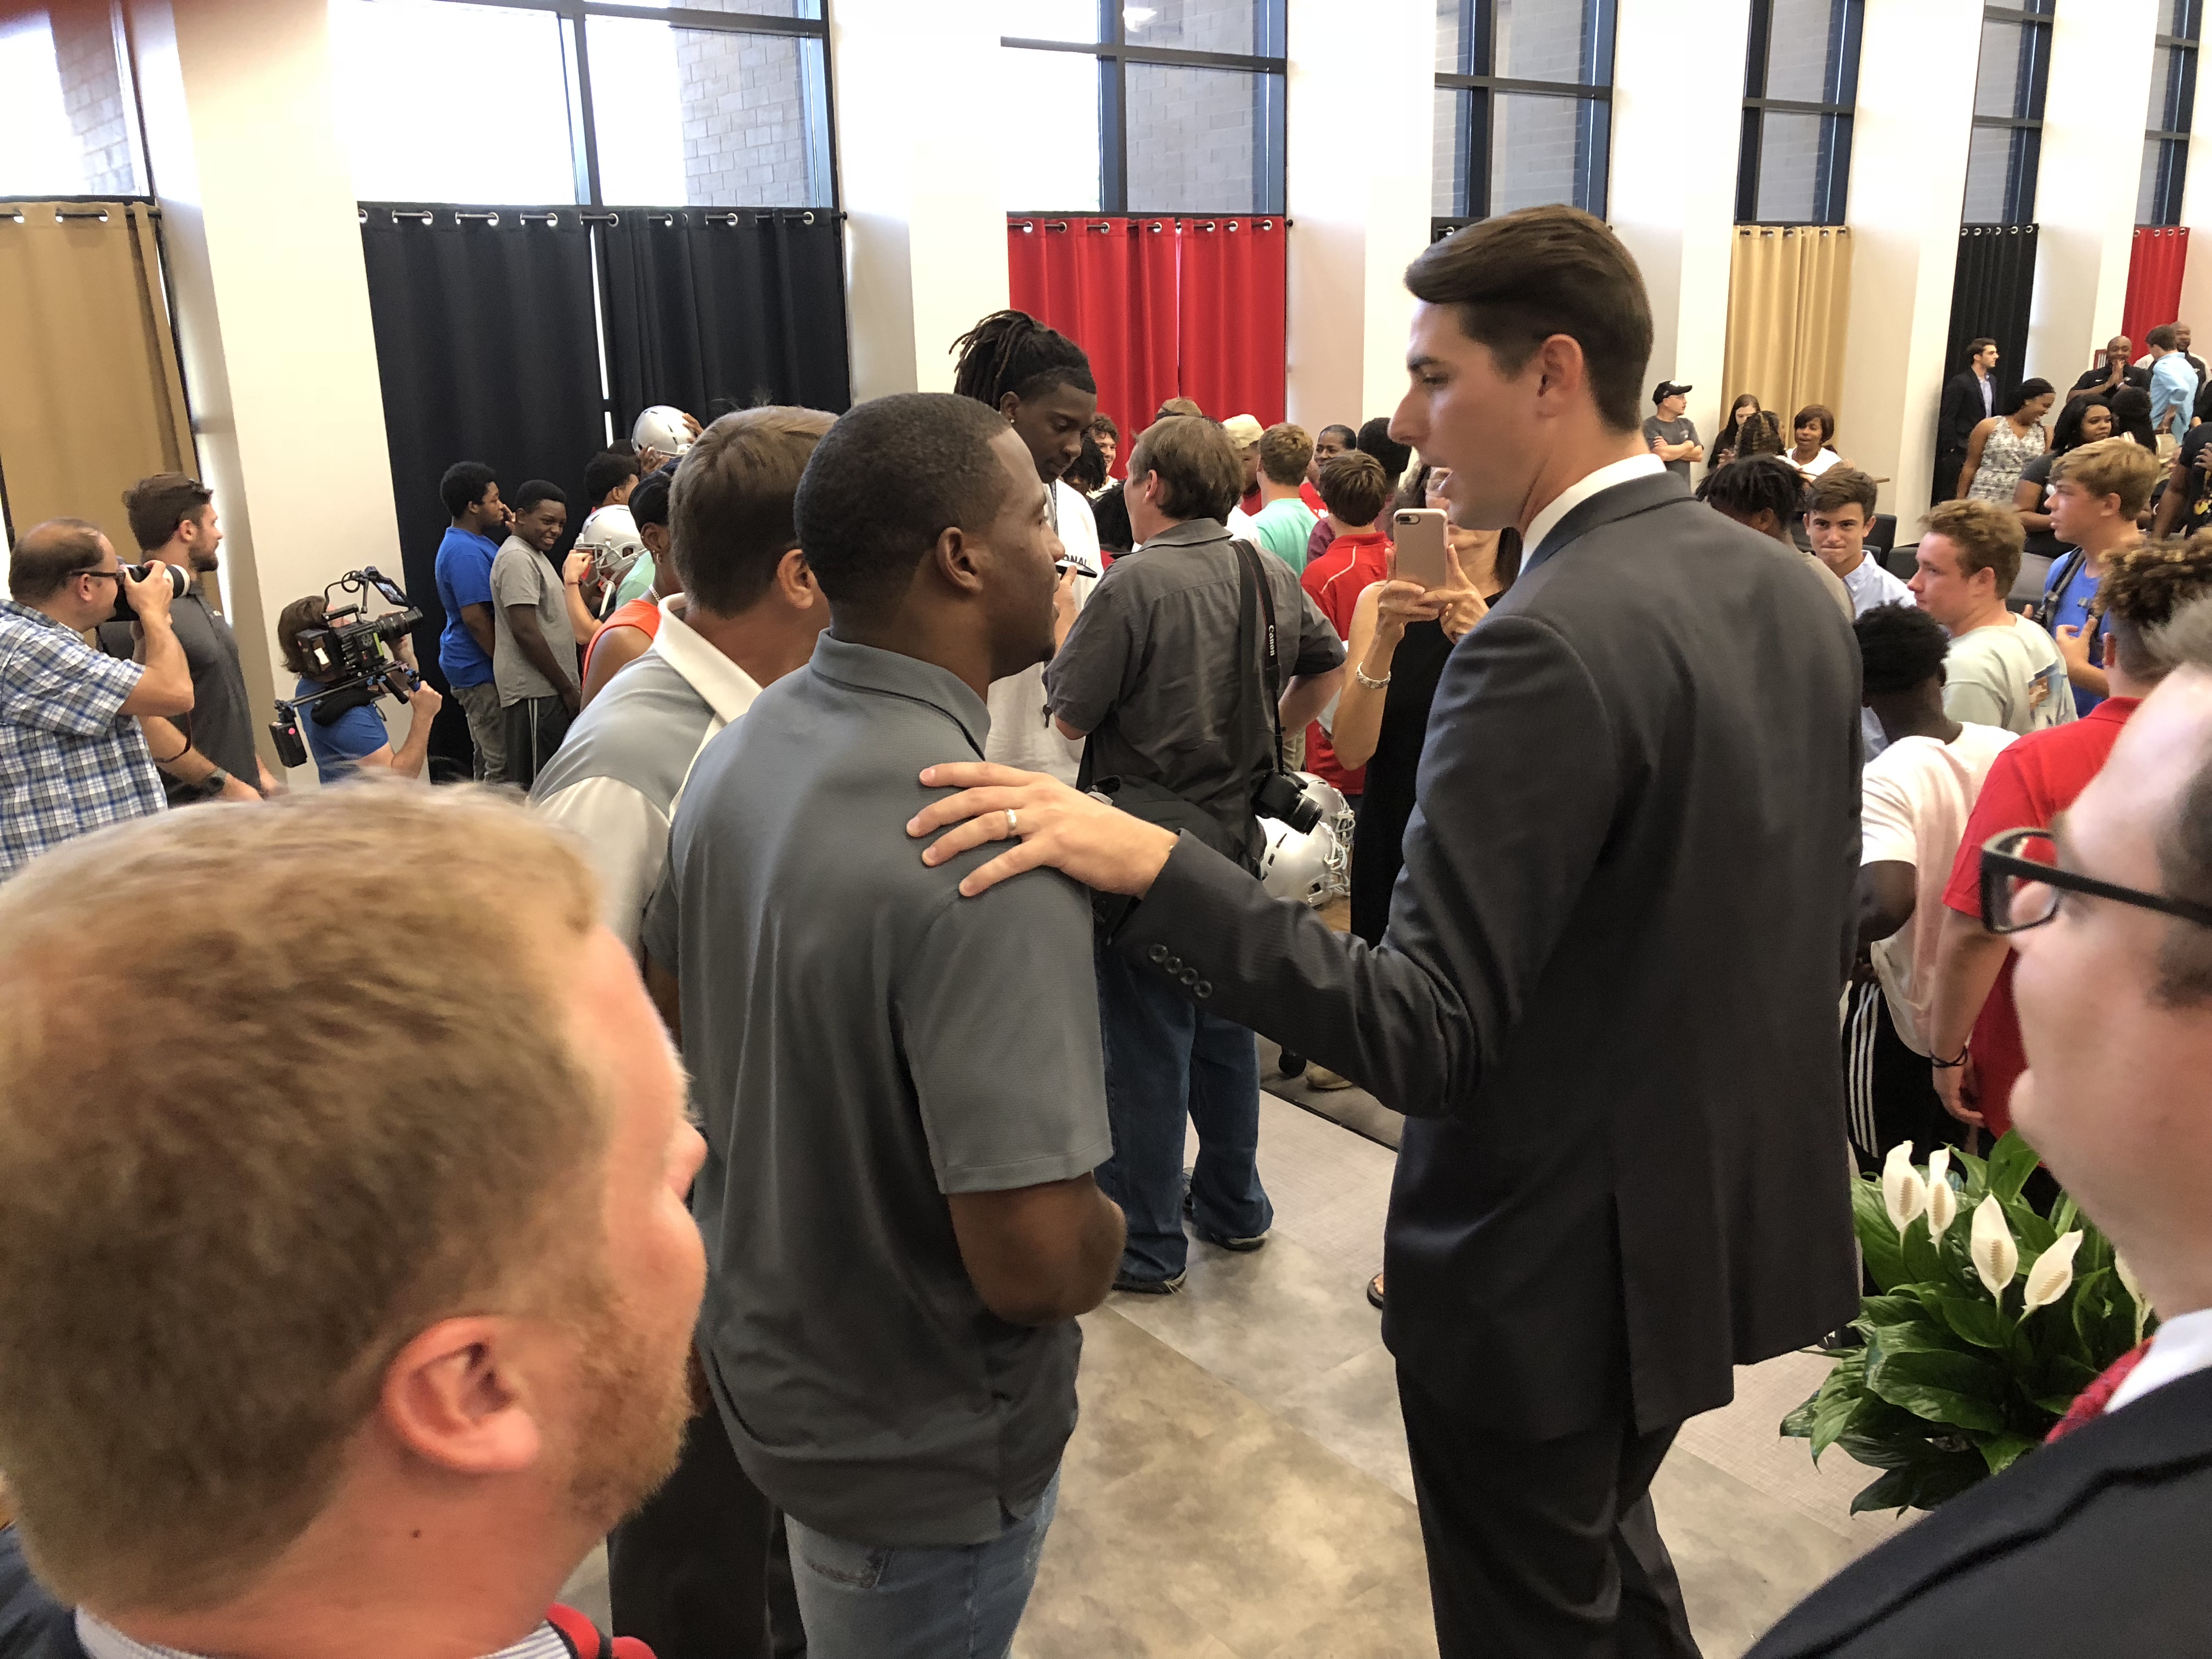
xmin=1748 ymin=597 xmax=2212 ymax=1655
xmin=2068 ymin=335 xmax=2150 ymax=404
xmin=1 ymin=519 xmax=191 ymax=881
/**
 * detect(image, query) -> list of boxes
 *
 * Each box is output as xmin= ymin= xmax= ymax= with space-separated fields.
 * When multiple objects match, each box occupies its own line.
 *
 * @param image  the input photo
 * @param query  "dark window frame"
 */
xmin=1735 ymin=0 xmax=1864 ymax=226
xmin=2143 ymin=0 xmax=2204 ymax=226
xmin=1431 ymin=0 xmax=1618 ymax=239
xmin=1965 ymin=2 xmax=2053 ymax=225
xmin=416 ymin=0 xmax=839 ymax=210
xmin=1002 ymin=0 xmax=1288 ymax=216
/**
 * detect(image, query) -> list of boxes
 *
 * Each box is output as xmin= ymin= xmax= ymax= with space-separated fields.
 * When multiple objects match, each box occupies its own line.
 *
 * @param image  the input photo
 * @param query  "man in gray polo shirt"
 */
xmin=642 ymin=392 xmax=1122 ymax=1659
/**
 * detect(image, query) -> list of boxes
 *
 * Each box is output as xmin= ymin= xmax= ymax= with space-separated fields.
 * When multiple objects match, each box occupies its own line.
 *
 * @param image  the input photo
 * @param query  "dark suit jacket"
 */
xmin=1938 ymin=369 xmax=1993 ymax=456
xmin=1118 ymin=470 xmax=1862 ymax=1440
xmin=1746 ymin=1367 xmax=2212 ymax=1656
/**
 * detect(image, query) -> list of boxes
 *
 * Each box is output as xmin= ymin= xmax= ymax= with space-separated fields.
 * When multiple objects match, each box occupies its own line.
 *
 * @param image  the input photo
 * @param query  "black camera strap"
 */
xmin=1229 ymin=537 xmax=1288 ymax=776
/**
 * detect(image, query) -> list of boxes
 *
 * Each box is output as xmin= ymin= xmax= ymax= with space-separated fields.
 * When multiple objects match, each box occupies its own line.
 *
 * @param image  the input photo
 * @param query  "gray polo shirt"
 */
xmin=97 ymin=590 xmax=257 ymax=803
xmin=642 ymin=632 xmax=1112 ymax=1547
xmin=1045 ymin=517 xmax=1345 ymax=855
xmin=490 ymin=535 xmax=575 ymax=706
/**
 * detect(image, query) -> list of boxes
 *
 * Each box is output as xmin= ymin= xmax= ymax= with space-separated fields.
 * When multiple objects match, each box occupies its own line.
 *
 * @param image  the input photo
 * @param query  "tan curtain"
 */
xmin=0 ymin=201 xmax=194 ymax=555
xmin=1721 ymin=226 xmax=1853 ymax=434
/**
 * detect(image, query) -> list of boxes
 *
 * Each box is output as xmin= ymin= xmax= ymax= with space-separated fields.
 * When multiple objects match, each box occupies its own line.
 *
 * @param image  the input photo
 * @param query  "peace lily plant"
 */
xmin=1783 ymin=1131 xmax=2154 ymax=1513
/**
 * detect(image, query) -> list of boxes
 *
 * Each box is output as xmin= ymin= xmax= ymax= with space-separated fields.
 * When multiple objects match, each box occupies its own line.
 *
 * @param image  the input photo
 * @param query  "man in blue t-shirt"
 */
xmin=432 ymin=461 xmax=509 ymax=782
xmin=276 ymin=593 xmax=443 ymax=785
xmin=2042 ymin=437 xmax=2161 ymax=717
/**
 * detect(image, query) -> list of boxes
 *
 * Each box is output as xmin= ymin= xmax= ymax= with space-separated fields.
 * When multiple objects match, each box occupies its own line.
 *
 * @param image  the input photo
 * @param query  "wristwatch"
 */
xmin=202 ymin=766 xmax=232 ymax=798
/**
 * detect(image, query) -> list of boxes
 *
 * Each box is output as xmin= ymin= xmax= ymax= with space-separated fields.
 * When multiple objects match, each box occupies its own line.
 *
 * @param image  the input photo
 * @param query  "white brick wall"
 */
xmin=52 ymin=6 xmax=138 ymax=196
xmin=1125 ymin=0 xmax=1266 ymax=212
xmin=673 ymin=29 xmax=814 ymax=207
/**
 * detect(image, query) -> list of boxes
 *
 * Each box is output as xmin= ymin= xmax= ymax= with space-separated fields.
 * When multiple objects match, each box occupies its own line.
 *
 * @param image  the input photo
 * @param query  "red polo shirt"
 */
xmin=1300 ymin=479 xmax=1324 ymax=514
xmin=1300 ymin=529 xmax=1391 ymax=795
xmin=1939 ymin=697 xmax=2138 ymax=1135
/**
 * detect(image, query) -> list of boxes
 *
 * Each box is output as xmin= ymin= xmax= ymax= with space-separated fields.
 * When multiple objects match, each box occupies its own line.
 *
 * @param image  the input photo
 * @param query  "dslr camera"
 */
xmin=108 ymin=562 xmax=191 ymax=621
xmin=1252 ymin=769 xmax=1323 ymax=834
xmin=268 ymin=567 xmax=425 ymax=769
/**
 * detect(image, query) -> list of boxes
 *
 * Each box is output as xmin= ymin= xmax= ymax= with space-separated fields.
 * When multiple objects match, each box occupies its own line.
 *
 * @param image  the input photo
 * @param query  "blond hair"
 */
xmin=2051 ymin=434 xmax=2163 ymax=519
xmin=0 ymin=785 xmax=612 ymax=1611
xmin=1923 ymin=497 xmax=2027 ymax=596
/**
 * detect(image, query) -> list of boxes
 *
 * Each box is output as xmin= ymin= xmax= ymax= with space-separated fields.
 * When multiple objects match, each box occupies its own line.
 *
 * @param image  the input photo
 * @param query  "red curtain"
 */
xmin=1006 ymin=214 xmax=1286 ymax=455
xmin=2121 ymin=227 xmax=2191 ymax=353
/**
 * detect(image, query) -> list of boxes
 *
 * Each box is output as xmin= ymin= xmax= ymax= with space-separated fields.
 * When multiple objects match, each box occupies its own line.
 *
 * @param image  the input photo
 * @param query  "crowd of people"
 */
xmin=2 ymin=201 xmax=2211 ymax=1659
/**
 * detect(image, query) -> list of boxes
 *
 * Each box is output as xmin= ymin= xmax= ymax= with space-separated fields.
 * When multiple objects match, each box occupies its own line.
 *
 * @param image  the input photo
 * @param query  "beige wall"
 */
xmin=128 ymin=0 xmax=406 ymax=783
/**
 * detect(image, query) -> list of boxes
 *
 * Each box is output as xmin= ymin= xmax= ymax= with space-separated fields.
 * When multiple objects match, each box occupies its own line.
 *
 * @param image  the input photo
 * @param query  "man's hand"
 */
xmin=120 ymin=560 xmax=176 ymax=624
xmin=1934 ymin=1058 xmax=1985 ymax=1128
xmin=217 ymin=772 xmax=263 ymax=804
xmin=2053 ymin=622 xmax=2094 ymax=677
xmin=258 ymin=758 xmax=284 ymax=795
xmin=563 ymin=549 xmax=594 ymax=590
xmin=1052 ymin=563 xmax=1081 ymax=638
xmin=909 ymin=763 xmax=1178 ymax=899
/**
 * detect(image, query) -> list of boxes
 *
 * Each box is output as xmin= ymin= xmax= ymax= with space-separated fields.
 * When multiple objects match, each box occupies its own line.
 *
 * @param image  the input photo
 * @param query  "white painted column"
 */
xmin=127 ymin=0 xmax=404 ymax=782
xmin=1609 ymin=0 xmax=1753 ymax=456
xmin=1836 ymin=0 xmax=1983 ymax=516
xmin=830 ymin=0 xmax=1007 ymax=400
xmin=1283 ymin=0 xmax=1432 ymax=432
xmin=2029 ymin=0 xmax=2158 ymax=388
xmin=2173 ymin=16 xmax=2212 ymax=338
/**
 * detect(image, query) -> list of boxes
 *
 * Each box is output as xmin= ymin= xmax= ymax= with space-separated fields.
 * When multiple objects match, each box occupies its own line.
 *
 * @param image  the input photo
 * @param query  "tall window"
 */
xmin=330 ymin=0 xmax=835 ymax=208
xmin=2142 ymin=0 xmax=2202 ymax=226
xmin=0 ymin=4 xmax=146 ymax=198
xmin=1736 ymin=0 xmax=1863 ymax=225
xmin=1431 ymin=0 xmax=1615 ymax=234
xmin=1000 ymin=1 xmax=1287 ymax=215
xmin=1963 ymin=1 xmax=2053 ymax=225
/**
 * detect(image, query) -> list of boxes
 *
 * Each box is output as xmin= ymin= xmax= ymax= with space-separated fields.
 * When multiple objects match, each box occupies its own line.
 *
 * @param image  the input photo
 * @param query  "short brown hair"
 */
xmin=1257 ymin=422 xmax=1313 ymax=488
xmin=1087 ymin=413 xmax=1120 ymax=443
xmin=1807 ymin=466 xmax=1877 ymax=518
xmin=1792 ymin=405 xmax=1836 ymax=444
xmin=275 ymin=593 xmax=330 ymax=675
xmin=0 ymin=787 xmax=614 ymax=1610
xmin=1317 ymin=451 xmax=1389 ymax=528
xmin=672 ymin=406 xmax=836 ymax=617
xmin=2051 ymin=435 xmax=2162 ymax=519
xmin=122 ymin=473 xmax=213 ymax=554
xmin=1923 ymin=498 xmax=2026 ymax=596
xmin=1155 ymin=396 xmax=1205 ymax=420
xmin=5 ymin=518 xmax=109 ymax=602
xmin=1127 ymin=415 xmax=1244 ymax=523
xmin=1404 ymin=204 xmax=1653 ymax=433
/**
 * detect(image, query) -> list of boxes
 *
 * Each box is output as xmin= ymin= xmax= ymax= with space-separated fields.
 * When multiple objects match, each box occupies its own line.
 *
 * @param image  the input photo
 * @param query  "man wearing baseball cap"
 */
xmin=1644 ymin=382 xmax=1703 ymax=481
xmin=1222 ymin=413 xmax=1266 ymax=535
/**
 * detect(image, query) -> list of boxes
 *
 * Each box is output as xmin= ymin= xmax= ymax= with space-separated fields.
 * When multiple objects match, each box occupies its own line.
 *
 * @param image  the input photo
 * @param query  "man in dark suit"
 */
xmin=1936 ymin=338 xmax=2000 ymax=504
xmin=1747 ymin=601 xmax=2212 ymax=1657
xmin=907 ymin=204 xmax=1863 ymax=1657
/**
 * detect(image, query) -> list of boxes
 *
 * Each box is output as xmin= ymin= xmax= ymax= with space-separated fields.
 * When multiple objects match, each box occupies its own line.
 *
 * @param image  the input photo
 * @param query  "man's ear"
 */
xmin=377 ymin=1315 xmax=546 ymax=1479
xmin=997 ymin=392 xmax=1022 ymax=424
xmin=927 ymin=524 xmax=986 ymax=597
xmin=775 ymin=546 xmax=824 ymax=610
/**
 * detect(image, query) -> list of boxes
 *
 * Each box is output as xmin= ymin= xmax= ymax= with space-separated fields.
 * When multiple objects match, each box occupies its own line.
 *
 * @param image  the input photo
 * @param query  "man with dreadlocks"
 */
xmin=951 ymin=309 xmax=1102 ymax=786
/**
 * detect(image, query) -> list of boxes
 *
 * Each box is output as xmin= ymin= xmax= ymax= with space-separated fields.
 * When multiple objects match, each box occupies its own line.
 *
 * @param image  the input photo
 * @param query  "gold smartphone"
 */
xmin=1392 ymin=507 xmax=1450 ymax=589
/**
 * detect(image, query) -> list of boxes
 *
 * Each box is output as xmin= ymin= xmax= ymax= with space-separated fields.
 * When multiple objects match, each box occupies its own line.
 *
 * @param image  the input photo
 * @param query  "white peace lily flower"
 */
xmin=1882 ymin=1142 xmax=1928 ymax=1235
xmin=1971 ymin=1195 xmax=2019 ymax=1301
xmin=2021 ymin=1231 xmax=2084 ymax=1316
xmin=1926 ymin=1159 xmax=1958 ymax=1241
xmin=2117 ymin=1252 xmax=2151 ymax=1340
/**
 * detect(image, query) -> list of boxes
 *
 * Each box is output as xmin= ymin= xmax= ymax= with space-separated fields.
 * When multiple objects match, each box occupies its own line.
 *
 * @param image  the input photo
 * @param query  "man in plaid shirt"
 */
xmin=1 ymin=520 xmax=194 ymax=882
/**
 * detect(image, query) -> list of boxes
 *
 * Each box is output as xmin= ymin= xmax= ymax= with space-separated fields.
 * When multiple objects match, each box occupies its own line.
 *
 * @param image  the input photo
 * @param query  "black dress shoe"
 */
xmin=1278 ymin=1050 xmax=1307 ymax=1078
xmin=1113 ymin=1269 xmax=1186 ymax=1295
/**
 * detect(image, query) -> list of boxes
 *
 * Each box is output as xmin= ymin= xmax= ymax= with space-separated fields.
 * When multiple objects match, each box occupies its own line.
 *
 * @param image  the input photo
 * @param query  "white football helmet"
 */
xmin=632 ymin=404 xmax=695 ymax=460
xmin=1258 ymin=774 xmax=1353 ymax=907
xmin=573 ymin=504 xmax=646 ymax=590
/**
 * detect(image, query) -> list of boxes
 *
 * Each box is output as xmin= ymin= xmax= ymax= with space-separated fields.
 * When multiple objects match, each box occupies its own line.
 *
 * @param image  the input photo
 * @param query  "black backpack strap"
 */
xmin=2040 ymin=548 xmax=2084 ymax=621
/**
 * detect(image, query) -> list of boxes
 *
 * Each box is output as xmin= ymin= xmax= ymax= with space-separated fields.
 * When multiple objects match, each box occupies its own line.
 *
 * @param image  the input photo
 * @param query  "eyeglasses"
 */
xmin=74 ymin=566 xmax=121 ymax=585
xmin=1978 ymin=827 xmax=2212 ymax=936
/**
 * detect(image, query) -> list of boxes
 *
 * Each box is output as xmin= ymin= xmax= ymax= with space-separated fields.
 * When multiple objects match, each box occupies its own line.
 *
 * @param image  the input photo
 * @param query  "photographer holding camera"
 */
xmin=1043 ymin=414 xmax=1346 ymax=1293
xmin=276 ymin=593 xmax=442 ymax=782
xmin=0 ymin=520 xmax=190 ymax=881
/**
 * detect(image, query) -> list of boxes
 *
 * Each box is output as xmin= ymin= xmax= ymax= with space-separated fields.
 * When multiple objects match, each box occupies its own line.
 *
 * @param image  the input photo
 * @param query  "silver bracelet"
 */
xmin=1353 ymin=663 xmax=1392 ymax=691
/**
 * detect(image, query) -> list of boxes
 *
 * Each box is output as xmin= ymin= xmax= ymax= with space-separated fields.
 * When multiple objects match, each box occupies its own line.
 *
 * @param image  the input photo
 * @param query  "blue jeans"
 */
xmin=1093 ymin=941 xmax=1272 ymax=1282
xmin=783 ymin=1471 xmax=1058 ymax=1659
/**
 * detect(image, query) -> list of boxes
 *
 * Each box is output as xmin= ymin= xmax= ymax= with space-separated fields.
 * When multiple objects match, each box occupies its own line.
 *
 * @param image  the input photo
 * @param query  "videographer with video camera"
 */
xmin=276 ymin=592 xmax=442 ymax=783
xmin=0 ymin=520 xmax=190 ymax=882
xmin=1042 ymin=413 xmax=1346 ymax=1293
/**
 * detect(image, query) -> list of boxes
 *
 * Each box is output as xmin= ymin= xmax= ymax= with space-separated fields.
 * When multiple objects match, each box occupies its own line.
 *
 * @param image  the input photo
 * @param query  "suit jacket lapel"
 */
xmin=1762 ymin=1368 xmax=2212 ymax=1655
xmin=1527 ymin=472 xmax=1695 ymax=571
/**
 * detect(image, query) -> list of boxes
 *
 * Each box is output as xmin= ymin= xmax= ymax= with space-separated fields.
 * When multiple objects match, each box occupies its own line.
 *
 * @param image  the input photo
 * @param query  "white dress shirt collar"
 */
xmin=1523 ymin=452 xmax=1667 ymax=562
xmin=2108 ymin=1304 xmax=2212 ymax=1415
xmin=649 ymin=594 xmax=763 ymax=728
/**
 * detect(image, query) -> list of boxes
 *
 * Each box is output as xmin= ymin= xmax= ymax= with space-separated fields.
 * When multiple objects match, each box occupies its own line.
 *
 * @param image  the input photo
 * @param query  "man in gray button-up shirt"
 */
xmin=643 ymin=393 xmax=1122 ymax=1659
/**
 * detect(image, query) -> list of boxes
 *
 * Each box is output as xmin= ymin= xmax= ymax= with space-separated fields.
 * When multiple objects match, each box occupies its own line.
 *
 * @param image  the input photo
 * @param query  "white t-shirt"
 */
xmin=1795 ymin=448 xmax=1843 ymax=477
xmin=1861 ymin=723 xmax=2017 ymax=1052
xmin=1942 ymin=613 xmax=2077 ymax=735
xmin=985 ymin=479 xmax=1098 ymax=785
xmin=1226 ymin=503 xmax=1260 ymax=540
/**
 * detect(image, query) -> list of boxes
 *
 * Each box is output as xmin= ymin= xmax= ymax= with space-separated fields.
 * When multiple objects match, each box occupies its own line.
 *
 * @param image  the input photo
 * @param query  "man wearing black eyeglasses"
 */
xmin=1922 ymin=536 xmax=2212 ymax=1144
xmin=1745 ymin=596 xmax=2212 ymax=1657
xmin=0 ymin=520 xmax=192 ymax=883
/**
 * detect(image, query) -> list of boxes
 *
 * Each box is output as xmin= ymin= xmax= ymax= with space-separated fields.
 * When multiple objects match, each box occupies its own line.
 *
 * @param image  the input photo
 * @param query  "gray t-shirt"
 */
xmin=489 ymin=535 xmax=575 ymax=706
xmin=98 ymin=589 xmax=257 ymax=803
xmin=1643 ymin=415 xmax=1700 ymax=480
xmin=642 ymin=633 xmax=1111 ymax=1548
xmin=1942 ymin=613 xmax=2077 ymax=736
xmin=1046 ymin=518 xmax=1345 ymax=856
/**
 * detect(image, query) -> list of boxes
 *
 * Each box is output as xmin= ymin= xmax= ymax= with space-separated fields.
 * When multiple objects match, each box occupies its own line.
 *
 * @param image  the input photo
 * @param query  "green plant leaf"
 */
xmin=2004 ymin=1198 xmax=2057 ymax=1256
xmin=1933 ymin=1291 xmax=2008 ymax=1349
xmin=1781 ymin=1391 xmax=1819 ymax=1440
xmin=1866 ymin=1341 xmax=2010 ymax=1432
xmin=1850 ymin=1177 xmax=1908 ymax=1291
xmin=2049 ymin=1194 xmax=2079 ymax=1236
xmin=1808 ymin=1355 xmax=1867 ymax=1462
xmin=1985 ymin=1130 xmax=2043 ymax=1202
xmin=1861 ymin=1293 xmax=1932 ymax=1328
xmin=1976 ymin=1432 xmax=2038 ymax=1475
xmin=1849 ymin=1447 xmax=1988 ymax=1514
xmin=1899 ymin=1212 xmax=1945 ymax=1285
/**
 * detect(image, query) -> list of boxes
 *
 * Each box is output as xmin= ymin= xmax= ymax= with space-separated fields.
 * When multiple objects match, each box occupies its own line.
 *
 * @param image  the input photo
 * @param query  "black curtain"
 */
xmin=597 ymin=208 xmax=852 ymax=432
xmin=359 ymin=204 xmax=606 ymax=776
xmin=1946 ymin=223 xmax=2040 ymax=409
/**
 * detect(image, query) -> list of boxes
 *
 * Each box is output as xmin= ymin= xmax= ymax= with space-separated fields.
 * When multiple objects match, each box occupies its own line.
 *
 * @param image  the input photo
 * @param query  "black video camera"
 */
xmin=1252 ymin=769 xmax=1322 ymax=834
xmin=268 ymin=567 xmax=425 ymax=770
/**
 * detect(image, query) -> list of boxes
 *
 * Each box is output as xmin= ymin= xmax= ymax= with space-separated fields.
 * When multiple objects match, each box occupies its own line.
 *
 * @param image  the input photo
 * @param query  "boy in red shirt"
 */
xmin=1927 ymin=537 xmax=2212 ymax=1134
xmin=1300 ymin=450 xmax=1393 ymax=803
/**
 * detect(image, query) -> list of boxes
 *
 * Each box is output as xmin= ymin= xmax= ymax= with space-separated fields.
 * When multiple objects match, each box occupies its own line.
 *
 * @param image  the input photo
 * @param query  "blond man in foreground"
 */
xmin=0 ymin=784 xmax=704 ymax=1659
